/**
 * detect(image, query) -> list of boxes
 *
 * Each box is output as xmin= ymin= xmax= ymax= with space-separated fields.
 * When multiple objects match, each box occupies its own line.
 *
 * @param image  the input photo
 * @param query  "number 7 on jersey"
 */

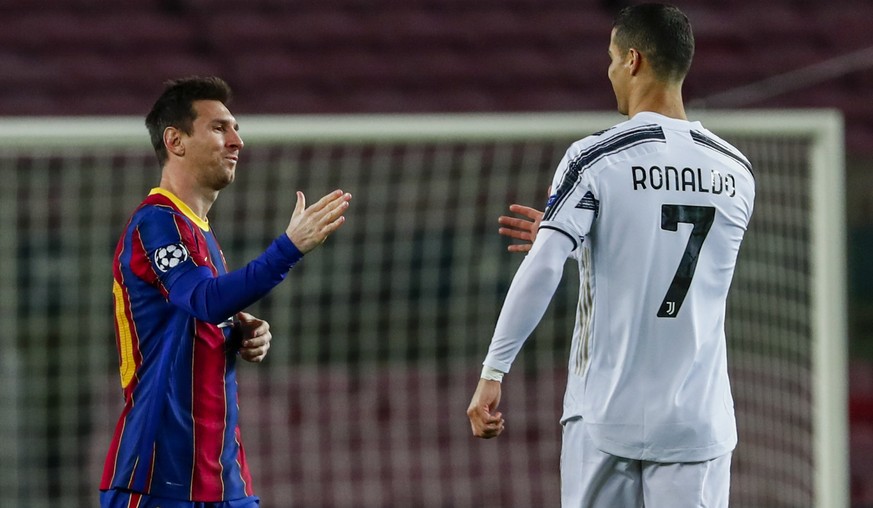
xmin=658 ymin=204 xmax=716 ymax=318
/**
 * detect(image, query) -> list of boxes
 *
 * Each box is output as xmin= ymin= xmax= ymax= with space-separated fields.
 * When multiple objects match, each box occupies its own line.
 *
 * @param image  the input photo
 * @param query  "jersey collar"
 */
xmin=632 ymin=111 xmax=703 ymax=131
xmin=148 ymin=188 xmax=210 ymax=231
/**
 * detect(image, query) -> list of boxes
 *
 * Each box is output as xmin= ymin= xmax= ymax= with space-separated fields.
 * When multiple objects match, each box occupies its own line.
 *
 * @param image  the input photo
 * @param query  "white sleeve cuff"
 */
xmin=480 ymin=365 xmax=506 ymax=382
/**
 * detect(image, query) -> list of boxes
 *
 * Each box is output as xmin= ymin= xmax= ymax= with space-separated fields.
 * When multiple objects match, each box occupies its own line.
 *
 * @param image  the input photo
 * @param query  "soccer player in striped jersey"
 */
xmin=100 ymin=76 xmax=351 ymax=508
xmin=467 ymin=4 xmax=754 ymax=507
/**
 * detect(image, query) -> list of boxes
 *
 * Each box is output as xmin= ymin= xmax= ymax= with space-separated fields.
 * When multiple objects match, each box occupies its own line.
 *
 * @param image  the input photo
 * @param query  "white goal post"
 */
xmin=0 ymin=111 xmax=847 ymax=508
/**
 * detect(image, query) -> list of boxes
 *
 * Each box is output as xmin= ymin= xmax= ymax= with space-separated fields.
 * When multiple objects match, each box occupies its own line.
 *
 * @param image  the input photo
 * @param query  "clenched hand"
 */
xmin=236 ymin=312 xmax=271 ymax=363
xmin=467 ymin=378 xmax=506 ymax=439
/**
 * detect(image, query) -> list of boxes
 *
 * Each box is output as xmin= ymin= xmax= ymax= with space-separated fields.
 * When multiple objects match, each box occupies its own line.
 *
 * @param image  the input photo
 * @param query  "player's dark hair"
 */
xmin=613 ymin=3 xmax=694 ymax=82
xmin=145 ymin=76 xmax=233 ymax=165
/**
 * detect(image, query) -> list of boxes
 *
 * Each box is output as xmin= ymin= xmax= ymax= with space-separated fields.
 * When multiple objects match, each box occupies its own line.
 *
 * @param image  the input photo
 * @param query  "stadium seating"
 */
xmin=0 ymin=0 xmax=870 ymax=153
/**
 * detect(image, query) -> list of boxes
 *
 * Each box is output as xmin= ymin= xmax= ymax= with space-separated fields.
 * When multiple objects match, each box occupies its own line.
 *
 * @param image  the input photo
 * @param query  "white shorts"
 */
xmin=561 ymin=418 xmax=732 ymax=508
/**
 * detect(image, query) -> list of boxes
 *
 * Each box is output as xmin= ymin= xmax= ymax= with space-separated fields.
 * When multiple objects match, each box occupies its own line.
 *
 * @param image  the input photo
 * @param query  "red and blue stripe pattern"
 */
xmin=101 ymin=189 xmax=254 ymax=501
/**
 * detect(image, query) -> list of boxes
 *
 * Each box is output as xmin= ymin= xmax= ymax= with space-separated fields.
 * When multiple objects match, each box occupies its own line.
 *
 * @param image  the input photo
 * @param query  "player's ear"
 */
xmin=164 ymin=126 xmax=185 ymax=158
xmin=628 ymin=48 xmax=642 ymax=76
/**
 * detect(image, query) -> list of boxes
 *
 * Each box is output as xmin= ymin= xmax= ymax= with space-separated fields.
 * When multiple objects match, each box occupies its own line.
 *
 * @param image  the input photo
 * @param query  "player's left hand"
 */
xmin=236 ymin=312 xmax=271 ymax=363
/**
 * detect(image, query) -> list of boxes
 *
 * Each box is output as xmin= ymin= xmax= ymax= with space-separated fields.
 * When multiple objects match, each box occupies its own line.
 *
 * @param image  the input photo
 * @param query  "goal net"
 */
xmin=0 ymin=111 xmax=846 ymax=507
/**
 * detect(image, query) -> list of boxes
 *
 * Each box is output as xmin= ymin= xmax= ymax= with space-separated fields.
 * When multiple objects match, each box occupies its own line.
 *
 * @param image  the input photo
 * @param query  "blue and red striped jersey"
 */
xmin=101 ymin=188 xmax=285 ymax=501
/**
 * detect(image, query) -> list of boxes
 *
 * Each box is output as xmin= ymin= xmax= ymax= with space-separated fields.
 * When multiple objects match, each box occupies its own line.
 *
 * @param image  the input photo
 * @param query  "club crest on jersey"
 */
xmin=154 ymin=243 xmax=189 ymax=272
xmin=546 ymin=193 xmax=558 ymax=209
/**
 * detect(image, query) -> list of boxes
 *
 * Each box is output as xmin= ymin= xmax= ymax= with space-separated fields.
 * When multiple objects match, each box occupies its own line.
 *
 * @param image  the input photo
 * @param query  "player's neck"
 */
xmin=626 ymin=81 xmax=687 ymax=121
xmin=158 ymin=170 xmax=218 ymax=221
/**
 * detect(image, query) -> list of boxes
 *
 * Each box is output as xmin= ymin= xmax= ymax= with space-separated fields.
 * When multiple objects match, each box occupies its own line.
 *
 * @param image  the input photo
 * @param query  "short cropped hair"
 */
xmin=145 ymin=76 xmax=233 ymax=165
xmin=613 ymin=3 xmax=695 ymax=82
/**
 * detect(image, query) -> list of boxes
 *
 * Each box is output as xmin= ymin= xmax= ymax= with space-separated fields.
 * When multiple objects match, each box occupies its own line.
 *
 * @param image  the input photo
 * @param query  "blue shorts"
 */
xmin=100 ymin=489 xmax=260 ymax=508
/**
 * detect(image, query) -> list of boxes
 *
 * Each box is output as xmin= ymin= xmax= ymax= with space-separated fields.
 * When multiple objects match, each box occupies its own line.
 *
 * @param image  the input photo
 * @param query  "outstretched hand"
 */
xmin=498 ymin=204 xmax=544 ymax=253
xmin=286 ymin=190 xmax=352 ymax=254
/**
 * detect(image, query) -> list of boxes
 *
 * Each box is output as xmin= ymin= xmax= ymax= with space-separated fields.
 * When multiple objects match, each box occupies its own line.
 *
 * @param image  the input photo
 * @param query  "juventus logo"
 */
xmin=662 ymin=301 xmax=677 ymax=316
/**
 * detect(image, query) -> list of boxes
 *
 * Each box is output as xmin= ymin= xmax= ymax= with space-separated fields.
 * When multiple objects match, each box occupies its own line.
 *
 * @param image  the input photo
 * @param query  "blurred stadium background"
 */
xmin=0 ymin=0 xmax=871 ymax=506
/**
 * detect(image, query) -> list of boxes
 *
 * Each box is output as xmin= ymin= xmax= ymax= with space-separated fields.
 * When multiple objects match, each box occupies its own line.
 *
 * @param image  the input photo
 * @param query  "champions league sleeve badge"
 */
xmin=154 ymin=243 xmax=190 ymax=272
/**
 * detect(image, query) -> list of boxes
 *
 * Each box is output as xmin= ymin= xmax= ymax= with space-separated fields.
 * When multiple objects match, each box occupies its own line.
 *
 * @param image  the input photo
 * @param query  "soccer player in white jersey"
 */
xmin=466 ymin=4 xmax=755 ymax=507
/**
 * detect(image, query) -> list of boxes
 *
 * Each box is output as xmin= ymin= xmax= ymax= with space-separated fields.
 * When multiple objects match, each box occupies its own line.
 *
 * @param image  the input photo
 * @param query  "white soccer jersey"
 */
xmin=483 ymin=111 xmax=755 ymax=462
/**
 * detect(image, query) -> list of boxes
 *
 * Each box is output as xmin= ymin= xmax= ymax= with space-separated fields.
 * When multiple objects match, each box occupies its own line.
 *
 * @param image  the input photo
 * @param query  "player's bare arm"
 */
xmin=466 ymin=378 xmax=505 ymax=439
xmin=498 ymin=204 xmax=544 ymax=253
xmin=286 ymin=189 xmax=352 ymax=253
xmin=236 ymin=311 xmax=271 ymax=363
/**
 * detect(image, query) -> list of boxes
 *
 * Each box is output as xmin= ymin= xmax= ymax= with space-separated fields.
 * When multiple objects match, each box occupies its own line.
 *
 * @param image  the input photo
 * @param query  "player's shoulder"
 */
xmin=131 ymin=198 xmax=179 ymax=223
xmin=564 ymin=116 xmax=666 ymax=165
xmin=689 ymin=125 xmax=755 ymax=179
xmin=127 ymin=197 xmax=196 ymax=238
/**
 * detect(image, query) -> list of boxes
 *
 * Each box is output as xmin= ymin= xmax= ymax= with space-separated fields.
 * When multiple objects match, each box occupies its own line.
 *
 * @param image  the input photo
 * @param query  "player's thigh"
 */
xmin=561 ymin=417 xmax=643 ymax=508
xmin=641 ymin=452 xmax=731 ymax=508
